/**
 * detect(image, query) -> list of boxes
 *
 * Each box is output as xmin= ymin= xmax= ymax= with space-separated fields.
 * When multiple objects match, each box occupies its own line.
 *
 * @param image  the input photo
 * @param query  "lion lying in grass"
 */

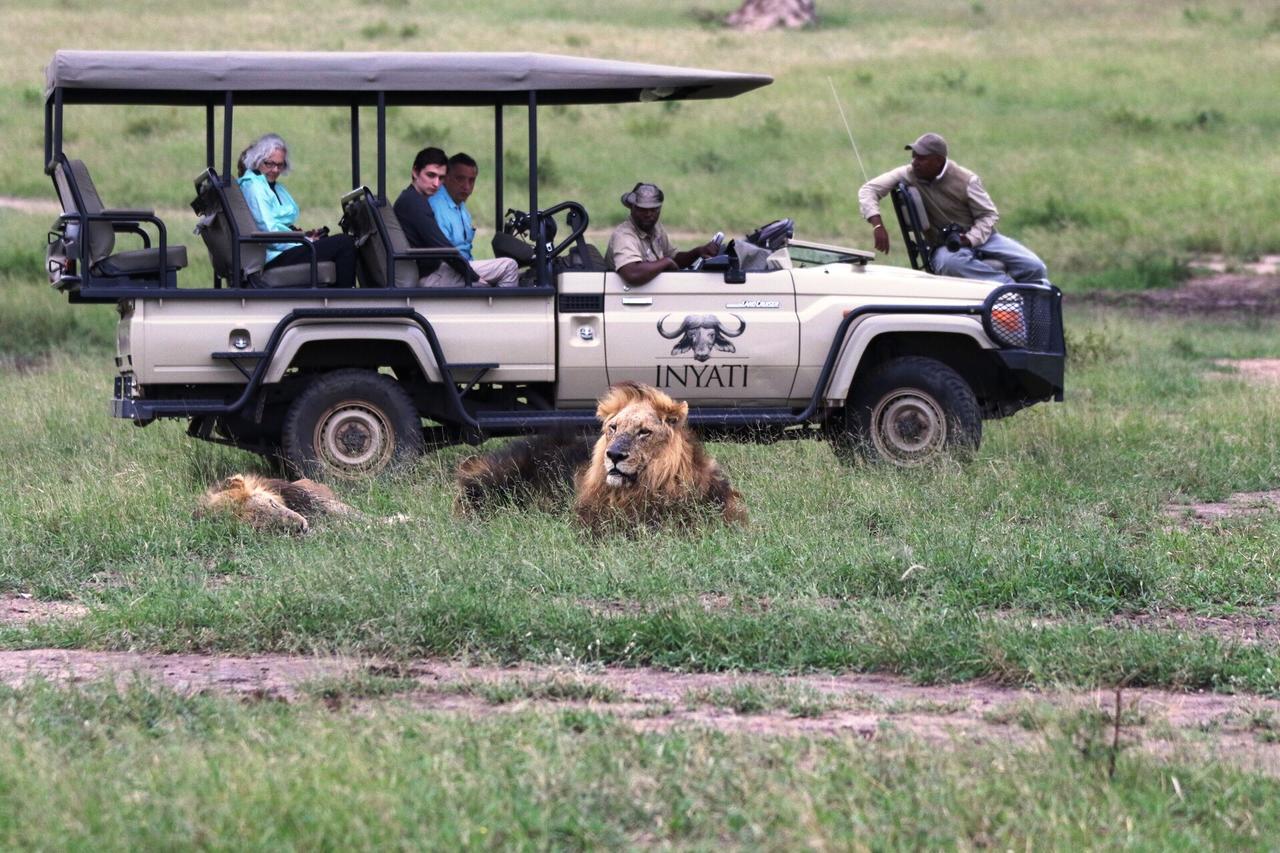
xmin=196 ymin=474 xmax=361 ymax=534
xmin=456 ymin=382 xmax=747 ymax=531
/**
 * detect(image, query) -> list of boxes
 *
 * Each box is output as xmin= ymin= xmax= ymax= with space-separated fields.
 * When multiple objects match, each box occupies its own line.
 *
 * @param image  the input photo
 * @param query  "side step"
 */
xmin=473 ymin=406 xmax=804 ymax=435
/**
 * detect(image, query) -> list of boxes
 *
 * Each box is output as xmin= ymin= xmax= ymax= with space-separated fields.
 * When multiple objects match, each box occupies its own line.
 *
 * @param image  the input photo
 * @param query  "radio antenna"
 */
xmin=827 ymin=76 xmax=869 ymax=184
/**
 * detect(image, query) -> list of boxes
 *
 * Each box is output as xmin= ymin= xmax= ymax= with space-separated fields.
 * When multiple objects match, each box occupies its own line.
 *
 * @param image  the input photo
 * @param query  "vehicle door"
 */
xmin=412 ymin=290 xmax=557 ymax=386
xmin=603 ymin=269 xmax=798 ymax=405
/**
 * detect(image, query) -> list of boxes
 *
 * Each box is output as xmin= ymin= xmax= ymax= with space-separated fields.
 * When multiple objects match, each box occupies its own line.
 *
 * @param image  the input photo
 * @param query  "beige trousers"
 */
xmin=419 ymin=257 xmax=520 ymax=288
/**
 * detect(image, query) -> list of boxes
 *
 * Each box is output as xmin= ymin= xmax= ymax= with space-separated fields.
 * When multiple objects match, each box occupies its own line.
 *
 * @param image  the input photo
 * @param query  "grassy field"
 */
xmin=2 ymin=0 xmax=1278 ymax=287
xmin=3 ymin=1 xmax=1280 ymax=847
xmin=2 ymin=679 xmax=1280 ymax=849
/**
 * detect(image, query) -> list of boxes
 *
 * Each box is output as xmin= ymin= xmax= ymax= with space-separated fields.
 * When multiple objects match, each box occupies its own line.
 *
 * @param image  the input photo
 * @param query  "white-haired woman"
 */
xmin=237 ymin=133 xmax=357 ymax=288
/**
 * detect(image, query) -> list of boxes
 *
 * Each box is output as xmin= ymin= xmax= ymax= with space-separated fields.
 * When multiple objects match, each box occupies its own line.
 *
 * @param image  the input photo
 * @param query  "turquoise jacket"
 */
xmin=238 ymin=171 xmax=301 ymax=262
xmin=428 ymin=190 xmax=475 ymax=260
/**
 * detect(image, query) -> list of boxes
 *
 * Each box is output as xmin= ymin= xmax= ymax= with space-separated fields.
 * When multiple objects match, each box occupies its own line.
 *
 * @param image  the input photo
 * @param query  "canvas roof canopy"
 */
xmin=45 ymin=50 xmax=773 ymax=106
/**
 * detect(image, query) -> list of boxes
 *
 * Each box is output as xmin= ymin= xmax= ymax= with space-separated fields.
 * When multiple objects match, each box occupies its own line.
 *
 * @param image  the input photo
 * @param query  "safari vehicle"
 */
xmin=43 ymin=50 xmax=1064 ymax=477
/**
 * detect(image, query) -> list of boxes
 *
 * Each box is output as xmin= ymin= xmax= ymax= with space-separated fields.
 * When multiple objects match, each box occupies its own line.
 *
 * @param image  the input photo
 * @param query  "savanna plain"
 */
xmin=2 ymin=0 xmax=1280 ymax=848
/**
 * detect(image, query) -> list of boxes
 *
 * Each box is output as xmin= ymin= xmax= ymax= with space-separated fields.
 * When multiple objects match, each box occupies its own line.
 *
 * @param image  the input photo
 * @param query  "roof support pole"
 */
xmin=350 ymin=104 xmax=361 ymax=191
xmin=494 ymin=104 xmax=504 ymax=234
xmin=44 ymin=95 xmax=53 ymax=171
xmin=205 ymin=104 xmax=215 ymax=170
xmin=52 ymin=88 xmax=63 ymax=167
xmin=221 ymin=92 xmax=234 ymax=182
xmin=376 ymin=92 xmax=387 ymax=201
xmin=529 ymin=91 xmax=542 ymax=287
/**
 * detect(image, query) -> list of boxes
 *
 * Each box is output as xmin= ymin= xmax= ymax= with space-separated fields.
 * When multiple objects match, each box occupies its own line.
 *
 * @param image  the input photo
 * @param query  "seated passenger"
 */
xmin=429 ymin=151 xmax=519 ymax=287
xmin=236 ymin=133 xmax=358 ymax=288
xmin=604 ymin=182 xmax=720 ymax=287
xmin=393 ymin=148 xmax=516 ymax=288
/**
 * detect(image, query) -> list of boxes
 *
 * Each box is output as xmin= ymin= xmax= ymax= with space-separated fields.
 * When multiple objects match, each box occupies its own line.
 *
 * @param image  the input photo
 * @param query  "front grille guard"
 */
xmin=982 ymin=284 xmax=1064 ymax=354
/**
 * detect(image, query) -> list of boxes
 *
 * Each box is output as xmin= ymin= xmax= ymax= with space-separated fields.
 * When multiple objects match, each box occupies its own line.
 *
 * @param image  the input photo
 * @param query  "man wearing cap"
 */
xmin=858 ymin=133 xmax=1049 ymax=285
xmin=605 ymin=182 xmax=722 ymax=286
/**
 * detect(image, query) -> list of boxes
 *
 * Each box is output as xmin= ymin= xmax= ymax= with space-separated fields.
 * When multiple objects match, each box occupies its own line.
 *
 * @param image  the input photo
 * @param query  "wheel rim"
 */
xmin=312 ymin=399 xmax=395 ymax=476
xmin=870 ymin=390 xmax=947 ymax=464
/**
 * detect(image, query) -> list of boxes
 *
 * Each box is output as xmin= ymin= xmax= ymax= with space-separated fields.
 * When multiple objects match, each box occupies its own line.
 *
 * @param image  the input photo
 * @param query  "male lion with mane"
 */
xmin=196 ymin=474 xmax=363 ymax=534
xmin=455 ymin=382 xmax=747 ymax=532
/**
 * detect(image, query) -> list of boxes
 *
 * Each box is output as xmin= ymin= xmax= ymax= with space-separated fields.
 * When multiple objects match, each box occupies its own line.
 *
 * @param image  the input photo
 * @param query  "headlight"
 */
xmin=987 ymin=291 xmax=1028 ymax=348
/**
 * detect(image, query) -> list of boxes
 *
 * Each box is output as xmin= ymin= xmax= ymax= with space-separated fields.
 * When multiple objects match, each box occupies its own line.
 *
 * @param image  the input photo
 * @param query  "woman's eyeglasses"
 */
xmin=261 ymin=160 xmax=286 ymax=170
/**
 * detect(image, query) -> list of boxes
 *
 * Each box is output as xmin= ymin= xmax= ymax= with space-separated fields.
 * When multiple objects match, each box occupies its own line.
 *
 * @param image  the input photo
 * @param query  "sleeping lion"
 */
xmin=455 ymin=381 xmax=747 ymax=531
xmin=195 ymin=474 xmax=361 ymax=534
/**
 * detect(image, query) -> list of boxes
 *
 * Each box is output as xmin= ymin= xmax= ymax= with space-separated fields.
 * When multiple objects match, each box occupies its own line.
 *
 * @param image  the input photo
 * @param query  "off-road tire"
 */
xmin=839 ymin=356 xmax=981 ymax=466
xmin=280 ymin=369 xmax=424 ymax=480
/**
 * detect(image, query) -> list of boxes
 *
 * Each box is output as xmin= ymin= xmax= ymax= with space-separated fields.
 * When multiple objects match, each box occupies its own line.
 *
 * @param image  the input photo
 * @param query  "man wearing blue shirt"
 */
xmin=430 ymin=152 xmax=518 ymax=286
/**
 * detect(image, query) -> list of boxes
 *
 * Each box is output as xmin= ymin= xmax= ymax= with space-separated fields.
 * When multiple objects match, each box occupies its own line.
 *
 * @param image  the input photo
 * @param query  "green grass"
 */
xmin=2 ymin=302 xmax=1279 ymax=692
xmin=3 ymin=1 xmax=1280 ymax=844
xmin=0 ymin=678 xmax=1278 ymax=850
xmin=1 ymin=0 xmax=1277 ymax=290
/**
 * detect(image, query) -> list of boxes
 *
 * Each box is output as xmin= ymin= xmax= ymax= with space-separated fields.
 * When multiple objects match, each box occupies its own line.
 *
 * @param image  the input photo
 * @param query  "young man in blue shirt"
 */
xmin=429 ymin=151 xmax=518 ymax=286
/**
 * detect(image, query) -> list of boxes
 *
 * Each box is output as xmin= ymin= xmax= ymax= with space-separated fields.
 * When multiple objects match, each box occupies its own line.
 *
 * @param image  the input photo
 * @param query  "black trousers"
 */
xmin=268 ymin=235 xmax=358 ymax=288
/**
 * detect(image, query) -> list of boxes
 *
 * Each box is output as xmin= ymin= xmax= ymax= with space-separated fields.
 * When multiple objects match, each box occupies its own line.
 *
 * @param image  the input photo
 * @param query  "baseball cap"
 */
xmin=621 ymin=182 xmax=664 ymax=209
xmin=905 ymin=132 xmax=948 ymax=158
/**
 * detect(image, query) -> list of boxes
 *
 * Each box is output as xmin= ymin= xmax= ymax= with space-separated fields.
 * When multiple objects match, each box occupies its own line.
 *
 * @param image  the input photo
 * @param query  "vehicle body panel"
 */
xmin=603 ymin=269 xmax=799 ymax=405
xmin=123 ymin=294 xmax=556 ymax=389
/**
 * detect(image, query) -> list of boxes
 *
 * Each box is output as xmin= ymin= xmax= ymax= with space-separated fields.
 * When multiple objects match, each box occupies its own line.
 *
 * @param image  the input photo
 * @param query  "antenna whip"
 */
xmin=827 ymin=76 xmax=869 ymax=183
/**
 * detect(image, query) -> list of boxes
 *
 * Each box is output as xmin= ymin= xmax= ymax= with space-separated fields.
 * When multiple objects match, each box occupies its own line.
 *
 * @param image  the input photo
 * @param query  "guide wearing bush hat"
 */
xmin=857 ymin=133 xmax=1051 ymax=286
xmin=606 ymin=182 xmax=722 ymax=286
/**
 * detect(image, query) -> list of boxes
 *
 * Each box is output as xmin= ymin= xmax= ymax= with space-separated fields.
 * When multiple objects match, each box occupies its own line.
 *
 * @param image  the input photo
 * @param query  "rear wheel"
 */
xmin=280 ymin=369 xmax=424 ymax=480
xmin=840 ymin=356 xmax=981 ymax=465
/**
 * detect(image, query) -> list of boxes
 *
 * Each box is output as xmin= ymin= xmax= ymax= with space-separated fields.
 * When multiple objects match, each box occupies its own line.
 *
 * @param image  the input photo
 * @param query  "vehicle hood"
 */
xmin=791 ymin=262 xmax=999 ymax=304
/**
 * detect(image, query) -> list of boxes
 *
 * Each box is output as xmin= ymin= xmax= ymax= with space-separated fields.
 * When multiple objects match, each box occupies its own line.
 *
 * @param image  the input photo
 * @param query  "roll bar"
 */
xmin=44 ymin=50 xmax=773 ymax=288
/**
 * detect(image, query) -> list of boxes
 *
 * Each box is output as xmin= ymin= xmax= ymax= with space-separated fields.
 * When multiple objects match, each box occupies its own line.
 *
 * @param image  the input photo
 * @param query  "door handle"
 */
xmin=621 ymin=297 xmax=653 ymax=306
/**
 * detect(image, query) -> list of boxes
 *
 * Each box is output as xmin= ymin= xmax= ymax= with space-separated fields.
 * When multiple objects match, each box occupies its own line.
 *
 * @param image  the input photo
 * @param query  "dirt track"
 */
xmin=2 ymin=641 xmax=1280 ymax=774
xmin=1077 ymin=272 xmax=1280 ymax=315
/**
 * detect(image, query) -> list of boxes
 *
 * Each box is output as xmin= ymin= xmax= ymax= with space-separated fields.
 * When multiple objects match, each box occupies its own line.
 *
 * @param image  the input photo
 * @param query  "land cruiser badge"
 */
xmin=654 ymin=313 xmax=749 ymax=389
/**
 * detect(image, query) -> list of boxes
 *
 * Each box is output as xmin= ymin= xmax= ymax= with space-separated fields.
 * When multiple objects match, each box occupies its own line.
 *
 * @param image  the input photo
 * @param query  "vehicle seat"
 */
xmin=339 ymin=186 xmax=465 ymax=288
xmin=51 ymin=155 xmax=188 ymax=281
xmin=191 ymin=168 xmax=336 ymax=288
xmin=892 ymin=183 xmax=1003 ymax=274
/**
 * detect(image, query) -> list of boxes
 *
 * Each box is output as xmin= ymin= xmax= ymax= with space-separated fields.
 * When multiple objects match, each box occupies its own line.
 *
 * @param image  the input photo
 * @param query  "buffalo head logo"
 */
xmin=656 ymin=313 xmax=746 ymax=362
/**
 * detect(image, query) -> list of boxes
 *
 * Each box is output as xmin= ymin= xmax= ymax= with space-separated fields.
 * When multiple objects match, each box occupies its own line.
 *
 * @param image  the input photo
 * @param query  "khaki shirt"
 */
xmin=605 ymin=217 xmax=675 ymax=271
xmin=857 ymin=161 xmax=1000 ymax=247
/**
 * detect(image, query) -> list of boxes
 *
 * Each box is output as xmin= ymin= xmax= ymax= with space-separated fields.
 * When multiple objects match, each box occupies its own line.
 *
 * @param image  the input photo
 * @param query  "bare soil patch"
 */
xmin=1080 ymin=274 xmax=1280 ymax=315
xmin=2 ymin=649 xmax=1280 ymax=773
xmin=1108 ymin=607 xmax=1280 ymax=647
xmin=0 ymin=196 xmax=60 ymax=216
xmin=0 ymin=595 xmax=88 ymax=625
xmin=1213 ymin=358 xmax=1280 ymax=386
xmin=1163 ymin=490 xmax=1280 ymax=525
xmin=572 ymin=594 xmax=843 ymax=615
xmin=0 ymin=353 xmax=51 ymax=376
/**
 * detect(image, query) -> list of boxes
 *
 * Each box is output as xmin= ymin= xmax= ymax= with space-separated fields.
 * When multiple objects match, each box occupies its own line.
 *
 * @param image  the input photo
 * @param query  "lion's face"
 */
xmin=600 ymin=401 xmax=679 ymax=487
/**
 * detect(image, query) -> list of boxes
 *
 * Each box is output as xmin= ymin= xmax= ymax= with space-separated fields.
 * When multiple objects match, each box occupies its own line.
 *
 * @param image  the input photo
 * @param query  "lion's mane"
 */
xmin=573 ymin=382 xmax=747 ymax=532
xmin=455 ymin=382 xmax=746 ymax=532
xmin=195 ymin=474 xmax=360 ymax=534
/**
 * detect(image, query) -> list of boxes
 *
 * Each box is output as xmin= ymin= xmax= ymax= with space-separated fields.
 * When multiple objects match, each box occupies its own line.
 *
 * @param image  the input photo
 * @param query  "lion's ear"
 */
xmin=664 ymin=400 xmax=689 ymax=426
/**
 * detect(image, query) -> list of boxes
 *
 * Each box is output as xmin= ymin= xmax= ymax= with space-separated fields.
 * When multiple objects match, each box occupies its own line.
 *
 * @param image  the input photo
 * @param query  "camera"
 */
xmin=938 ymin=223 xmax=967 ymax=252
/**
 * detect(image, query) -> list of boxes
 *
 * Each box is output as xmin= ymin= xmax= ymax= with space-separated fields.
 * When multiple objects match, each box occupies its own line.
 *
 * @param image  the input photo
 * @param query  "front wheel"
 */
xmin=840 ymin=356 xmax=981 ymax=466
xmin=280 ymin=369 xmax=424 ymax=480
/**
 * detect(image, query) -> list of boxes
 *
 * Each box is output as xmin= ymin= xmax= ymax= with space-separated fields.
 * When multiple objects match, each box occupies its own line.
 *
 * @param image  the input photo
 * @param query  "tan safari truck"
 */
xmin=44 ymin=51 xmax=1064 ymax=478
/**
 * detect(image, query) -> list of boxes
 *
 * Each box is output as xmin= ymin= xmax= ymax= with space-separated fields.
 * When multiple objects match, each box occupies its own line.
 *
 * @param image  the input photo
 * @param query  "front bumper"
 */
xmin=991 ymin=349 xmax=1065 ymax=402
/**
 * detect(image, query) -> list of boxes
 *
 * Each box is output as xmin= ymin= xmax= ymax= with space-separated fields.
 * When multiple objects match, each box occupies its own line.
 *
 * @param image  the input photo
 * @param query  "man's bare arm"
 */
xmin=617 ymin=256 xmax=678 ymax=286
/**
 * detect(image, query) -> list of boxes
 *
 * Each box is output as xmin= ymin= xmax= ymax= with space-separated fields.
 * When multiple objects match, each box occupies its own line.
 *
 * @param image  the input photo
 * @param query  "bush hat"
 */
xmin=621 ymin=182 xmax=664 ymax=209
xmin=905 ymin=132 xmax=948 ymax=158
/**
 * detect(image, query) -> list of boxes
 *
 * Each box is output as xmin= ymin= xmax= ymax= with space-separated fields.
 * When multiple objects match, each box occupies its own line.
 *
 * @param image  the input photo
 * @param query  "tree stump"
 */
xmin=725 ymin=0 xmax=817 ymax=31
